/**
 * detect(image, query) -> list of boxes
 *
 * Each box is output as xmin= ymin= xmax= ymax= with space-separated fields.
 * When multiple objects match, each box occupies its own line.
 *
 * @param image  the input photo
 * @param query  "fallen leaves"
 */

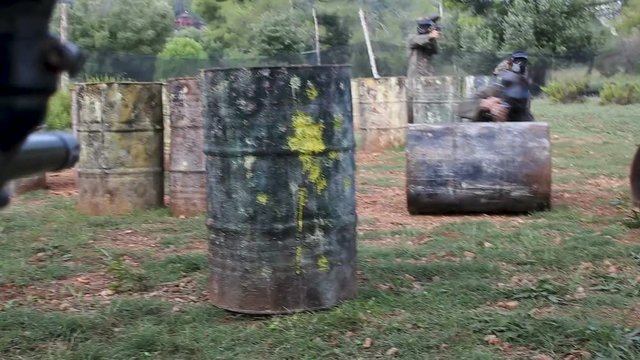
xmin=495 ymin=300 xmax=520 ymax=310
xmin=484 ymin=335 xmax=502 ymax=346
xmin=362 ymin=338 xmax=373 ymax=349
xmin=385 ymin=347 xmax=400 ymax=357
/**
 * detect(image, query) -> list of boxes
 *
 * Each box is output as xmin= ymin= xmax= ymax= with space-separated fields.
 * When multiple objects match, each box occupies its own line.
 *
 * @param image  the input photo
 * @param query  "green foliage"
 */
xmin=192 ymin=0 xmax=222 ymax=24
xmin=45 ymin=89 xmax=71 ymax=130
xmin=253 ymin=10 xmax=311 ymax=62
xmin=600 ymin=82 xmax=640 ymax=105
xmin=69 ymin=0 xmax=174 ymax=55
xmin=155 ymin=37 xmax=209 ymax=80
xmin=595 ymin=32 xmax=640 ymax=77
xmin=541 ymin=80 xmax=589 ymax=103
xmin=617 ymin=0 xmax=640 ymax=34
xmin=107 ymin=256 xmax=151 ymax=293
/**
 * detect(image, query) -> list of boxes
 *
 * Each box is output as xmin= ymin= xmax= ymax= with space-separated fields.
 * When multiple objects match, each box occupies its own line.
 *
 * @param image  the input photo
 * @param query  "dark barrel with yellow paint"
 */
xmin=167 ymin=77 xmax=206 ymax=217
xmin=75 ymin=82 xmax=164 ymax=215
xmin=202 ymin=65 xmax=357 ymax=314
xmin=406 ymin=122 xmax=552 ymax=214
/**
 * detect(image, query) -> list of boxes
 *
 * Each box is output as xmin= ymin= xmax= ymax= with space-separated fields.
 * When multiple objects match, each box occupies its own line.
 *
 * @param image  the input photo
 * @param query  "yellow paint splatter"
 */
xmin=333 ymin=115 xmax=343 ymax=131
xmin=343 ymin=177 xmax=352 ymax=190
xmin=287 ymin=111 xmax=328 ymax=193
xmin=297 ymin=188 xmax=308 ymax=232
xmin=295 ymin=246 xmax=304 ymax=275
xmin=256 ymin=193 xmax=269 ymax=205
xmin=328 ymin=151 xmax=339 ymax=160
xmin=317 ymin=255 xmax=330 ymax=272
xmin=305 ymin=82 xmax=319 ymax=100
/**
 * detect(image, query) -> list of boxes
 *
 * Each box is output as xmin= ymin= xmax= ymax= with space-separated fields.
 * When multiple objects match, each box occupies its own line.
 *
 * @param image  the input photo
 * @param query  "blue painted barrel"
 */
xmin=406 ymin=122 xmax=552 ymax=214
xmin=202 ymin=65 xmax=357 ymax=314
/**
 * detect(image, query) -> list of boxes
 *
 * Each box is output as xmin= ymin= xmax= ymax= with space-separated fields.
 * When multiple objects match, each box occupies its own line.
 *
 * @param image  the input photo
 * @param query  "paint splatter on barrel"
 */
xmin=631 ymin=146 xmax=640 ymax=207
xmin=202 ymin=65 xmax=357 ymax=314
xmin=406 ymin=122 xmax=551 ymax=214
xmin=75 ymin=82 xmax=164 ymax=215
xmin=167 ymin=77 xmax=206 ymax=217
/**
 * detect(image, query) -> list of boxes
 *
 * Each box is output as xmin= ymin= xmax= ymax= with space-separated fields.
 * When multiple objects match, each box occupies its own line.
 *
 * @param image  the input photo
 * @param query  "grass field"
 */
xmin=1 ymin=98 xmax=640 ymax=359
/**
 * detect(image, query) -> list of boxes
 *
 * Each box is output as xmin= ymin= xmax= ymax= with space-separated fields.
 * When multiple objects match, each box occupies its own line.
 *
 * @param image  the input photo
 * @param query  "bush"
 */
xmin=541 ymin=80 xmax=589 ymax=103
xmin=45 ymin=88 xmax=71 ymax=130
xmin=600 ymin=82 xmax=640 ymax=105
xmin=155 ymin=37 xmax=208 ymax=80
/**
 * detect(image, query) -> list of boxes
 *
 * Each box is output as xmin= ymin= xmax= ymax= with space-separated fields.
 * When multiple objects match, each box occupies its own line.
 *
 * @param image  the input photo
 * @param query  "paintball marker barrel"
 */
xmin=3 ymin=132 xmax=79 ymax=181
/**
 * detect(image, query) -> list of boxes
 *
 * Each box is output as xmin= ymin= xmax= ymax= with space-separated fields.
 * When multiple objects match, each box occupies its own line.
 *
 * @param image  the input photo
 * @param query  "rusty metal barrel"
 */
xmin=411 ymin=76 xmax=461 ymax=124
xmin=167 ymin=77 xmax=206 ymax=217
xmin=202 ymin=65 xmax=357 ymax=314
xmin=632 ymin=146 xmax=640 ymax=207
xmin=75 ymin=82 xmax=164 ymax=215
xmin=406 ymin=122 xmax=551 ymax=214
xmin=356 ymin=77 xmax=408 ymax=151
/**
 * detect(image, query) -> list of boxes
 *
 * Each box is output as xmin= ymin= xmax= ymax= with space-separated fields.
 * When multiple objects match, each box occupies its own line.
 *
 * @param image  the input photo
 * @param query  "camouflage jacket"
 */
xmin=406 ymin=34 xmax=438 ymax=79
xmin=456 ymin=81 xmax=535 ymax=122
xmin=493 ymin=59 xmax=530 ymax=78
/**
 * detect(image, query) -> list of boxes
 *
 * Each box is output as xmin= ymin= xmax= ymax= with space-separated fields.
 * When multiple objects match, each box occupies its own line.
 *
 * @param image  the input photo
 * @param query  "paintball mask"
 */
xmin=510 ymin=50 xmax=528 ymax=75
xmin=417 ymin=15 xmax=441 ymax=35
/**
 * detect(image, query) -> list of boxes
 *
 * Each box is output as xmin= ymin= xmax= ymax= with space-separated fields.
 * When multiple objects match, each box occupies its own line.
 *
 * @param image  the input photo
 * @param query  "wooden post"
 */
xmin=59 ymin=1 xmax=70 ymax=89
xmin=312 ymin=7 xmax=321 ymax=65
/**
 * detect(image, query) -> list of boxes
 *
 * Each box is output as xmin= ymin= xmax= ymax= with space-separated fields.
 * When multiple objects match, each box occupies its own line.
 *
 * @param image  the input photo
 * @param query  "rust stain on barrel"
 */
xmin=168 ymin=77 xmax=206 ymax=217
xmin=75 ymin=82 xmax=164 ymax=215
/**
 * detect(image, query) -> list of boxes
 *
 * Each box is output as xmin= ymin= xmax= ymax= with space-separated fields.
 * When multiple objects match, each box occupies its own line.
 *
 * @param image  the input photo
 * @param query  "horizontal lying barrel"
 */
xmin=406 ymin=122 xmax=551 ymax=214
xmin=202 ymin=65 xmax=357 ymax=314
xmin=632 ymin=146 xmax=640 ymax=207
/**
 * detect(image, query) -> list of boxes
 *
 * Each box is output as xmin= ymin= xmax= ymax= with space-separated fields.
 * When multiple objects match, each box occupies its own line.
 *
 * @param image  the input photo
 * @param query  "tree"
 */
xmin=617 ymin=0 xmax=640 ymax=33
xmin=69 ymin=0 xmax=174 ymax=55
xmin=155 ymin=37 xmax=209 ymax=80
xmin=253 ymin=9 xmax=312 ymax=63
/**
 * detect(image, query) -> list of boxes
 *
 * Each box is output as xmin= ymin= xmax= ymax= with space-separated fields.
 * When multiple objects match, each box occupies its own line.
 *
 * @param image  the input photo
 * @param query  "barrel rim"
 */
xmin=200 ymin=64 xmax=352 ymax=73
xmin=74 ymin=81 xmax=165 ymax=86
xmin=166 ymin=76 xmax=200 ymax=82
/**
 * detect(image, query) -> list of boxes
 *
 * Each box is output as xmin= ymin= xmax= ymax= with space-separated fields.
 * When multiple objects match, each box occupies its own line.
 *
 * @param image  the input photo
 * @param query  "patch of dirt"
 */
xmin=93 ymin=230 xmax=161 ymax=253
xmin=619 ymin=229 xmax=640 ymax=244
xmin=1 ymin=271 xmax=209 ymax=312
xmin=46 ymin=169 xmax=78 ymax=197
xmin=355 ymin=153 xmax=532 ymax=232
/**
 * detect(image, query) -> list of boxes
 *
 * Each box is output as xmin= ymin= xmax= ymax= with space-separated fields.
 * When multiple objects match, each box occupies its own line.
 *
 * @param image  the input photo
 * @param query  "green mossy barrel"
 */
xmin=76 ymin=82 xmax=164 ymax=215
xmin=202 ymin=65 xmax=357 ymax=314
xmin=167 ymin=77 xmax=206 ymax=217
xmin=406 ymin=122 xmax=552 ymax=214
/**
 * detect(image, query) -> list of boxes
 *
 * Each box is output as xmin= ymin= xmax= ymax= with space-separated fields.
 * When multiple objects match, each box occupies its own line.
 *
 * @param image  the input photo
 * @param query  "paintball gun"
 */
xmin=0 ymin=0 xmax=85 ymax=208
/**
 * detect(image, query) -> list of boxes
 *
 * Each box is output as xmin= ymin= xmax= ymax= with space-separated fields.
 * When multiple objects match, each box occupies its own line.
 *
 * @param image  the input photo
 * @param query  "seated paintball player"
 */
xmin=457 ymin=70 xmax=535 ymax=122
xmin=493 ymin=50 xmax=529 ymax=78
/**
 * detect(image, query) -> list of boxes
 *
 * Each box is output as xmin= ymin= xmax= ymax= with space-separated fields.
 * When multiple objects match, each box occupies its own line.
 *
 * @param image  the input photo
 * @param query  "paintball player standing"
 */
xmin=406 ymin=16 xmax=441 ymax=124
xmin=456 ymin=70 xmax=535 ymax=122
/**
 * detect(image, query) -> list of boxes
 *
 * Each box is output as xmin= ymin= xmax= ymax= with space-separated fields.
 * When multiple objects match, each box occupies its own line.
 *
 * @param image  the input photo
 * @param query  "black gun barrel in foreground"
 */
xmin=3 ymin=132 xmax=80 ymax=182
